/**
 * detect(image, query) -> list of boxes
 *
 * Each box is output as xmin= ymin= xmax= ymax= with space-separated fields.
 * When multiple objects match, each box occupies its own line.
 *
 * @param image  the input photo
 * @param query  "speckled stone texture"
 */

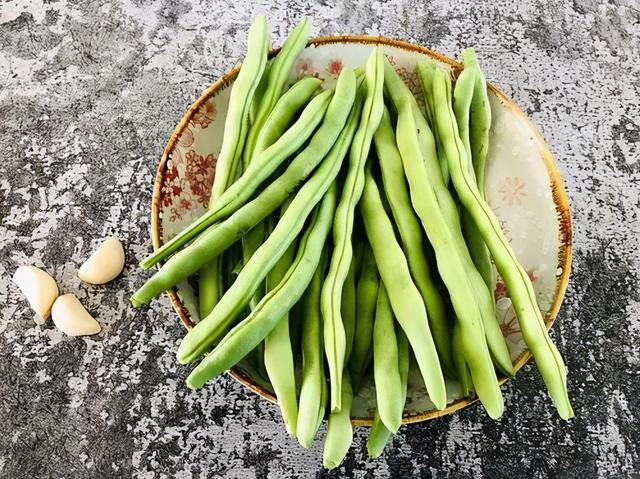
xmin=1 ymin=0 xmax=638 ymax=477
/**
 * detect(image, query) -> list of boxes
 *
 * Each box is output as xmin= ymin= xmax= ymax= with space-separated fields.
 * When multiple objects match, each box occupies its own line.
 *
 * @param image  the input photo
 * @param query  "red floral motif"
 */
xmin=499 ymin=310 xmax=520 ymax=340
xmin=185 ymin=150 xmax=216 ymax=205
xmin=161 ymin=161 xmax=184 ymax=207
xmin=326 ymin=59 xmax=343 ymax=76
xmin=191 ymin=100 xmax=217 ymax=129
xmin=498 ymin=176 xmax=527 ymax=206
xmin=178 ymin=127 xmax=195 ymax=149
xmin=296 ymin=58 xmax=318 ymax=77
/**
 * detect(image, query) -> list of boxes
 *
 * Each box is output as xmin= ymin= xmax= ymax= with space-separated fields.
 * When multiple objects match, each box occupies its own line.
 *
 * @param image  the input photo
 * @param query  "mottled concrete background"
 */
xmin=1 ymin=0 xmax=638 ymax=477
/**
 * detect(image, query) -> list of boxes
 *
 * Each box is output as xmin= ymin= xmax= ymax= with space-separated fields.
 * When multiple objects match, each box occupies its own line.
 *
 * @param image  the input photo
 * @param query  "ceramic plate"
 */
xmin=150 ymin=36 xmax=572 ymax=426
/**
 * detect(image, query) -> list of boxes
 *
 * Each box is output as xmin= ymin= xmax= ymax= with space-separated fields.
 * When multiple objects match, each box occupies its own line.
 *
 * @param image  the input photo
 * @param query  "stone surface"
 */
xmin=1 ymin=0 xmax=639 ymax=477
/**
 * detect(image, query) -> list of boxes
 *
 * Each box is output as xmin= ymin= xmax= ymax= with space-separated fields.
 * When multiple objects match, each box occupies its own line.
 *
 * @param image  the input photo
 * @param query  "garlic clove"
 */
xmin=78 ymin=236 xmax=125 ymax=285
xmin=12 ymin=266 xmax=59 ymax=323
xmin=51 ymin=294 xmax=101 ymax=336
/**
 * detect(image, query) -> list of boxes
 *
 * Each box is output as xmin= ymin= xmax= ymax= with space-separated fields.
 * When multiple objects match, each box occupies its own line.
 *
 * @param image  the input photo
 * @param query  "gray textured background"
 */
xmin=1 ymin=0 xmax=639 ymax=477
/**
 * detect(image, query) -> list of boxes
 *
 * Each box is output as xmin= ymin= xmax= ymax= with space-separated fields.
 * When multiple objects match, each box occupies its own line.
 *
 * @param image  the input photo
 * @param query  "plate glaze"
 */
xmin=151 ymin=36 xmax=572 ymax=426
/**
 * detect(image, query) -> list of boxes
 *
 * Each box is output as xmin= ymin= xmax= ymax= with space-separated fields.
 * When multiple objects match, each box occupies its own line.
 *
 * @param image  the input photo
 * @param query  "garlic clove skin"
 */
xmin=12 ymin=266 xmax=59 ymax=323
xmin=51 ymin=294 xmax=101 ymax=336
xmin=78 ymin=236 xmax=125 ymax=285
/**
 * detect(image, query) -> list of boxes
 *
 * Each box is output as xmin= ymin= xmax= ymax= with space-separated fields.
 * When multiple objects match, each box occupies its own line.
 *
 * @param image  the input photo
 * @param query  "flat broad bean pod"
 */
xmin=132 ymin=70 xmax=359 ymax=305
xmin=322 ymin=371 xmax=353 ymax=470
xmin=385 ymin=95 xmax=503 ymax=418
xmin=373 ymin=106 xmax=454 ymax=378
xmin=367 ymin=326 xmax=409 ymax=458
xmin=264 ymin=202 xmax=299 ymax=438
xmin=349 ymin=242 xmax=379 ymax=390
xmin=430 ymin=64 xmax=573 ymax=420
xmin=199 ymin=15 xmax=270 ymax=316
xmin=243 ymin=17 xmax=310 ymax=167
xmin=186 ymin=185 xmax=337 ymax=388
xmin=322 ymin=47 xmax=384 ymax=413
xmin=372 ymin=284 xmax=403 ymax=433
xmin=140 ymin=88 xmax=334 ymax=269
xmin=387 ymin=60 xmax=512 ymax=378
xmin=174 ymin=79 xmax=364 ymax=365
xmin=297 ymin=248 xmax=328 ymax=448
xmin=359 ymin=166 xmax=447 ymax=411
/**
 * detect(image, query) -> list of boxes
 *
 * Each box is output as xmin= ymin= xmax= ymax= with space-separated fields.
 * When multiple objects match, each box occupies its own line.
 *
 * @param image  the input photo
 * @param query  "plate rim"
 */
xmin=150 ymin=34 xmax=573 ymax=426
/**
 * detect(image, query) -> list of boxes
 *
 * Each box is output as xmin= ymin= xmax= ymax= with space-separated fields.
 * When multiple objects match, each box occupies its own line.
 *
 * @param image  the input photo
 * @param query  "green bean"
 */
xmin=367 ymin=326 xmax=409 ymax=458
xmin=372 ymin=284 xmax=403 ymax=433
xmin=429 ymin=63 xmax=573 ymax=419
xmin=208 ymin=15 xmax=269 ymax=205
xmin=244 ymin=77 xmax=322 ymax=310
xmin=263 ymin=203 xmax=298 ymax=438
xmin=373 ymin=107 xmax=454 ymax=378
xmin=186 ymin=185 xmax=337 ymax=388
xmin=379 ymin=91 xmax=503 ymax=418
xmin=174 ymin=79 xmax=363 ymax=365
xmin=132 ymin=70 xmax=358 ymax=306
xmin=388 ymin=60 xmax=512 ymax=378
xmin=410 ymin=57 xmax=449 ymax=184
xmin=453 ymin=61 xmax=495 ymax=293
xmin=253 ymin=77 xmax=323 ymax=158
xmin=243 ymin=17 xmax=310 ymax=168
xmin=322 ymin=47 xmax=384 ymax=413
xmin=341 ymin=253 xmax=357 ymax=363
xmin=297 ymin=248 xmax=328 ymax=448
xmin=140 ymin=88 xmax=333 ymax=270
xmin=349 ymin=243 xmax=379 ymax=390
xmin=199 ymin=16 xmax=270 ymax=316
xmin=462 ymin=48 xmax=492 ymax=199
xmin=359 ymin=166 xmax=447 ymax=410
xmin=452 ymin=318 xmax=473 ymax=397
xmin=322 ymin=371 xmax=353 ymax=470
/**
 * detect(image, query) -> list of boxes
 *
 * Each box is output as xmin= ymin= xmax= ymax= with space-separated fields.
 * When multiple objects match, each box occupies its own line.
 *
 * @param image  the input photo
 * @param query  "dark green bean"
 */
xmin=186 ymin=185 xmax=337 ymax=388
xmin=174 ymin=79 xmax=363 ymax=365
xmin=360 ymin=166 xmax=447 ymax=410
xmin=429 ymin=63 xmax=573 ymax=419
xmin=322 ymin=47 xmax=384 ymax=413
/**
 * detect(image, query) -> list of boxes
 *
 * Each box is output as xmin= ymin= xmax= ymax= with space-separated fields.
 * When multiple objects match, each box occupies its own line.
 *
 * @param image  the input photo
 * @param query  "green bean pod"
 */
xmin=367 ymin=326 xmax=409 ymax=458
xmin=372 ymin=284 xmax=403 ymax=433
xmin=322 ymin=47 xmax=384 ymax=413
xmin=341 ymin=254 xmax=357 ymax=363
xmin=186 ymin=185 xmax=337 ymax=388
xmin=141 ymin=88 xmax=333 ymax=269
xmin=322 ymin=371 xmax=353 ymax=470
xmin=462 ymin=48 xmax=492 ymax=199
xmin=373 ymin=107 xmax=454 ymax=378
xmin=430 ymin=64 xmax=573 ymax=419
xmin=174 ymin=78 xmax=363 ymax=365
xmin=263 ymin=204 xmax=298 ymax=438
xmin=297 ymin=249 xmax=328 ymax=448
xmin=132 ymin=71 xmax=359 ymax=306
xmin=387 ymin=60 xmax=512 ymax=378
xmin=243 ymin=17 xmax=311 ymax=167
xmin=198 ymin=16 xmax=270 ymax=315
xmin=349 ymin=243 xmax=379 ymax=390
xmin=453 ymin=62 xmax=495 ymax=292
xmin=380 ymin=90 xmax=503 ymax=417
xmin=452 ymin=318 xmax=474 ymax=397
xmin=360 ymin=166 xmax=447 ymax=411
xmin=253 ymin=76 xmax=323 ymax=158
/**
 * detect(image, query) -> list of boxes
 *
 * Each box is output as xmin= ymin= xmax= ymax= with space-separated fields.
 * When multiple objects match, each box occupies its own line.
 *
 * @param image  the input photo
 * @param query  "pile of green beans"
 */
xmin=132 ymin=16 xmax=573 ymax=468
